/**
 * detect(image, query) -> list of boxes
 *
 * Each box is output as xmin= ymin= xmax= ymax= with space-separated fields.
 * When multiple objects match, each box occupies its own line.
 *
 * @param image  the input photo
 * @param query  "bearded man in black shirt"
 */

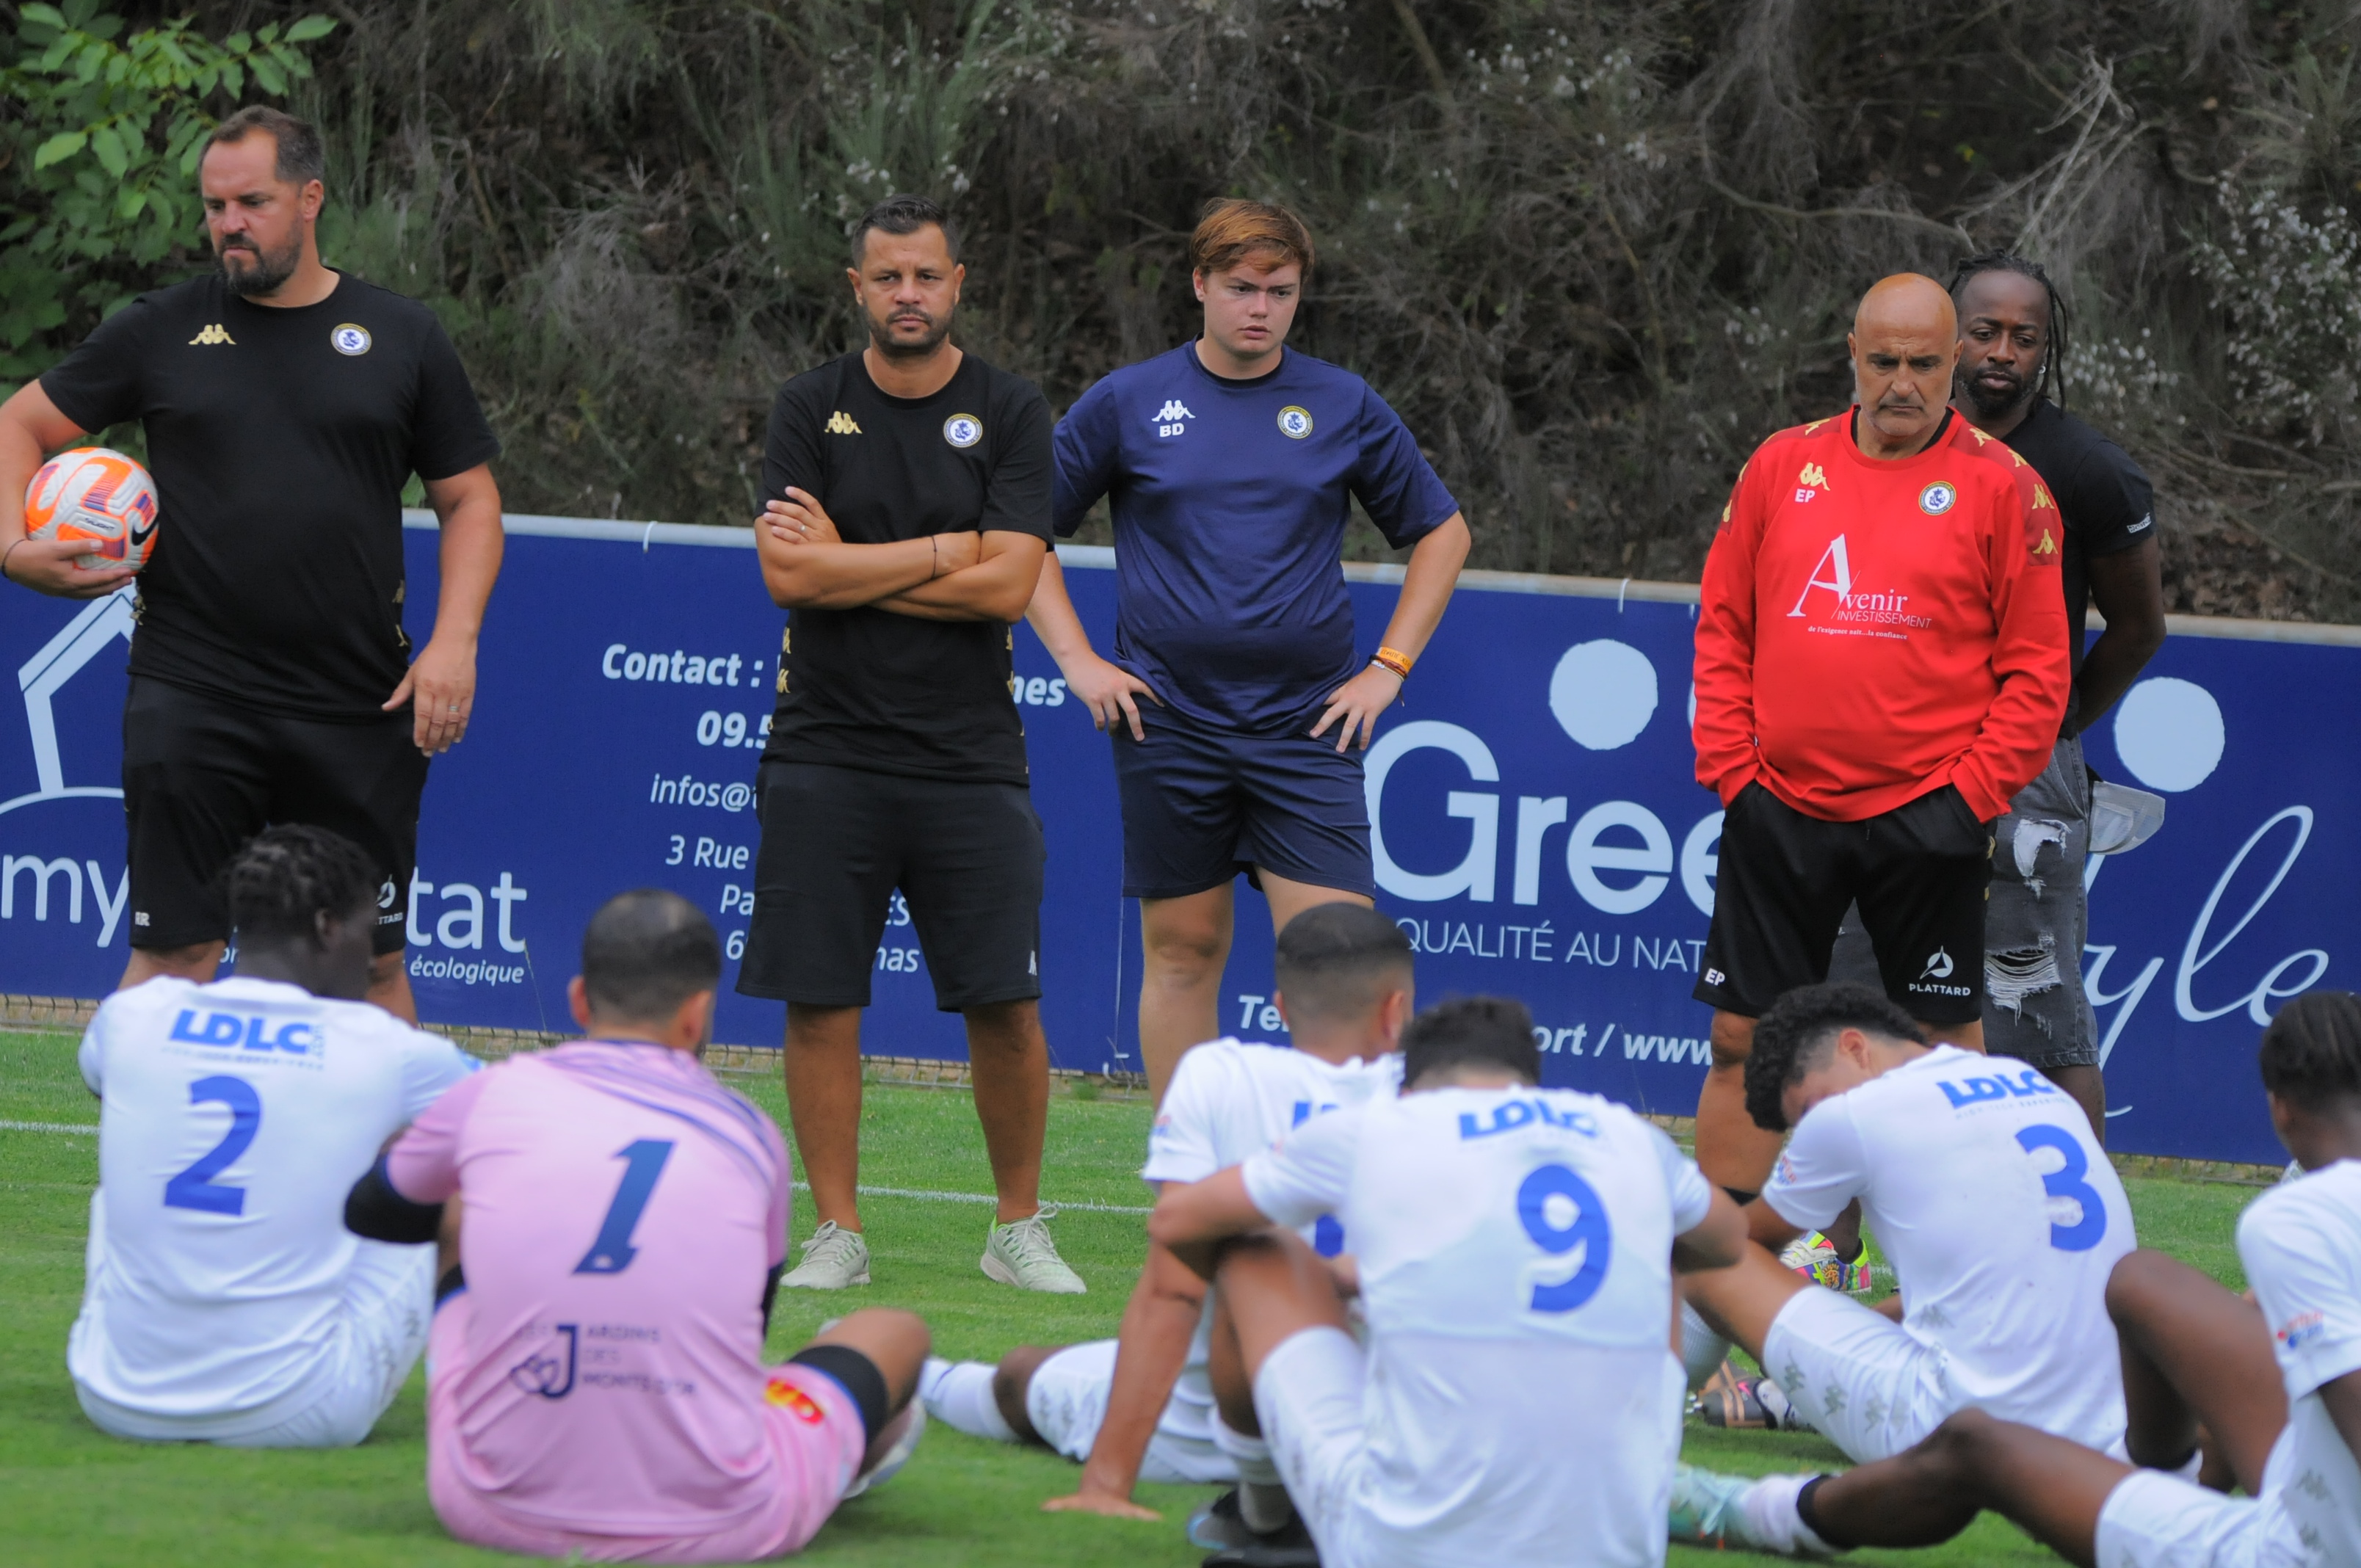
xmin=0 ymin=107 xmax=503 ymax=1024
xmin=739 ymin=195 xmax=1082 ymax=1294
xmin=1829 ymin=253 xmax=2166 ymax=1148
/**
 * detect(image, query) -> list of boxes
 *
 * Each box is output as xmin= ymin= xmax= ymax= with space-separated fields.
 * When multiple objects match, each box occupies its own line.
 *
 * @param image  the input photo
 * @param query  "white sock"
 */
xmin=1211 ymin=1409 xmax=1284 ymax=1488
xmin=1680 ymin=1298 xmax=1734 ymax=1390
xmin=1739 ymin=1473 xmax=1838 ymax=1558
xmin=918 ymin=1358 xmax=1016 ymax=1443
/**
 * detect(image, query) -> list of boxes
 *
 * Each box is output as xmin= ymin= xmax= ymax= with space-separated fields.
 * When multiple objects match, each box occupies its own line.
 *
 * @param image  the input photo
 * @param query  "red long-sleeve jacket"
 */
xmin=1692 ymin=410 xmax=2070 ymax=824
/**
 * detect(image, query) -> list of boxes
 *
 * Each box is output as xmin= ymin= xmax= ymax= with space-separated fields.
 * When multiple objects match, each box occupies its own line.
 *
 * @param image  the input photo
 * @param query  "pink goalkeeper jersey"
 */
xmin=389 ymin=1042 xmax=792 ymax=1539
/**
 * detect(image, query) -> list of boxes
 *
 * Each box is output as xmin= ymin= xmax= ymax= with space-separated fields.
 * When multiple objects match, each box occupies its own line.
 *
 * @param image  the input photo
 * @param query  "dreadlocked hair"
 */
xmin=225 ymin=824 xmax=381 ymax=947
xmin=1947 ymin=249 xmax=2071 ymax=412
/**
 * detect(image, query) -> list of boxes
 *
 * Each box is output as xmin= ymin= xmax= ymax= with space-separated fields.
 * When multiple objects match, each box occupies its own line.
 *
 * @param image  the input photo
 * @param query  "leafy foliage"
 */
xmin=0 ymin=0 xmax=330 ymax=374
xmin=3 ymin=1 xmax=2357 ymax=616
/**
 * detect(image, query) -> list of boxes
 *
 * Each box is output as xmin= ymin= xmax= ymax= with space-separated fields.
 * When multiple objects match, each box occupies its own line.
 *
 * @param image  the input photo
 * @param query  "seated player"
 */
xmin=919 ymin=904 xmax=1414 ymax=1550
xmin=1151 ymin=995 xmax=1747 ymax=1568
xmin=68 ymin=825 xmax=477 ymax=1447
xmin=1669 ymin=981 xmax=2133 ymax=1476
xmin=347 ymin=890 xmax=929 ymax=1562
xmin=1676 ymin=988 xmax=2361 ymax=1567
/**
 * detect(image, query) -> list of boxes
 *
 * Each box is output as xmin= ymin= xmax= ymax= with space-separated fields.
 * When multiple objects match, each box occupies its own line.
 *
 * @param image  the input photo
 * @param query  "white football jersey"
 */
xmin=2240 ymin=1158 xmax=2361 ymax=1565
xmin=1243 ymin=1085 xmax=1712 ymax=1568
xmin=1139 ymin=1039 xmax=1403 ymax=1447
xmin=1763 ymin=1044 xmax=2134 ymax=1451
xmin=70 ymin=976 xmax=475 ymax=1421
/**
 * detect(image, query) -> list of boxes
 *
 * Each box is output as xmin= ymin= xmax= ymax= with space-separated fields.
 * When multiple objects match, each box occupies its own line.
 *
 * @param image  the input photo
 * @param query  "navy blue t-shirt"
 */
xmin=1053 ymin=343 xmax=1457 ymax=736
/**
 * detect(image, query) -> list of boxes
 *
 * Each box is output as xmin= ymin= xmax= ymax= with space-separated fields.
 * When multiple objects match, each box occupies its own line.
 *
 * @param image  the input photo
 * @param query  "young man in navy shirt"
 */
xmin=1026 ymin=200 xmax=1470 ymax=1102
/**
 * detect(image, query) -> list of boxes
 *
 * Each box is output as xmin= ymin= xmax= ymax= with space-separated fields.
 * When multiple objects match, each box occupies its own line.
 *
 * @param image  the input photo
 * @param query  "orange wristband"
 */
xmin=1371 ymin=646 xmax=1413 ymax=680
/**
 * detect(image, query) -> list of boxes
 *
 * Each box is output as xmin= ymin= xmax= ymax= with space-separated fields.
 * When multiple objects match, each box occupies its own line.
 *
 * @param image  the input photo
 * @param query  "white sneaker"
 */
xmin=979 ymin=1205 xmax=1086 ymax=1293
xmin=781 ymin=1221 xmax=871 ymax=1289
xmin=842 ymin=1401 xmax=926 ymax=1499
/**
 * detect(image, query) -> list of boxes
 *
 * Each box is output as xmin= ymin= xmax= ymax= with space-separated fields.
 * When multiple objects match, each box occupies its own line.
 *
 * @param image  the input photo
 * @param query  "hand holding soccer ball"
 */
xmin=9 ymin=446 xmax=156 ymax=598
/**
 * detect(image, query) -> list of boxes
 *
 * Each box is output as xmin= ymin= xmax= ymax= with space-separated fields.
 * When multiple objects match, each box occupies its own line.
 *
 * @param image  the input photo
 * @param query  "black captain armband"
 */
xmin=344 ymin=1155 xmax=446 ymax=1244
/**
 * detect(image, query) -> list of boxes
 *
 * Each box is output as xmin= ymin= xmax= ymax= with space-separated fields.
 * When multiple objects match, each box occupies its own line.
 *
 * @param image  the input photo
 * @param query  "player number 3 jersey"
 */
xmin=1763 ymin=1044 xmax=2134 ymax=1452
xmin=1244 ymin=1086 xmax=1711 ymax=1567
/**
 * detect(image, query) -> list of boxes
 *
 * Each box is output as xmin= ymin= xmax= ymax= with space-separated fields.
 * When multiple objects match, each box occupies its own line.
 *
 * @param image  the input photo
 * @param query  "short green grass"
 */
xmin=0 ymin=1028 xmax=2260 ymax=1567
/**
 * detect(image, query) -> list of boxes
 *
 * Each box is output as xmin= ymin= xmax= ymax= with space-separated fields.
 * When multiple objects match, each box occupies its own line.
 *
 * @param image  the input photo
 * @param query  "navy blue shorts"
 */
xmin=1111 ymin=716 xmax=1374 ymax=901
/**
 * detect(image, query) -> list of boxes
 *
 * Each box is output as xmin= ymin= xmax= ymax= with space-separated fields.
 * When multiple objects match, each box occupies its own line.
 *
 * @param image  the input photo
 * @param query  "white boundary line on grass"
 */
xmin=0 ymin=1121 xmax=1153 ymax=1213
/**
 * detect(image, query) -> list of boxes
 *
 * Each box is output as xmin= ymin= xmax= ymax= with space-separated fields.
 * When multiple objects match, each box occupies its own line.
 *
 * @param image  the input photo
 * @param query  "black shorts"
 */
xmin=735 ymin=761 xmax=1044 ymax=1012
xmin=1694 ymin=781 xmax=1992 ymax=1026
xmin=121 ymin=677 xmax=426 ymax=955
xmin=1111 ymin=715 xmax=1374 ymax=901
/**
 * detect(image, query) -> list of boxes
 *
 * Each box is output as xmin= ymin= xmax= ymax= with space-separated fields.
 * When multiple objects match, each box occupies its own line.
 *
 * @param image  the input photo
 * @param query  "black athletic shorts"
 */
xmin=735 ymin=761 xmax=1045 ymax=1012
xmin=1694 ymin=780 xmax=1993 ymax=1026
xmin=121 ymin=677 xmax=426 ymax=954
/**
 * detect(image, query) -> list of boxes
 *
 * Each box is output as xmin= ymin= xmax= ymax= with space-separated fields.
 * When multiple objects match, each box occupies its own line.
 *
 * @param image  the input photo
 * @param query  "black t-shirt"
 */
xmin=40 ymin=272 xmax=498 ymax=720
xmin=760 ymin=351 xmax=1054 ymax=785
xmin=1997 ymin=398 xmax=2155 ymax=735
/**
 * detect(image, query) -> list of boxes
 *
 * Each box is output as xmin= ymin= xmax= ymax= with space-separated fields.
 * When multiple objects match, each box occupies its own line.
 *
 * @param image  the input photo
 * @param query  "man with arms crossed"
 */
xmin=0 ymin=106 xmax=503 ymax=1022
xmin=1025 ymin=198 xmax=1469 ymax=1103
xmin=348 ymin=890 xmax=931 ymax=1561
xmin=915 ymin=904 xmax=1412 ymax=1547
xmin=1830 ymin=252 xmax=2167 ymax=1142
xmin=1679 ymin=989 xmax=2361 ymax=1567
xmin=744 ymin=195 xmax=1078 ymax=1292
xmin=1664 ymin=980 xmax=2133 ymax=1539
xmin=1153 ymin=996 xmax=1747 ymax=1568
xmin=71 ymin=825 xmax=476 ymax=1446
xmin=1691 ymin=274 xmax=2071 ymax=1229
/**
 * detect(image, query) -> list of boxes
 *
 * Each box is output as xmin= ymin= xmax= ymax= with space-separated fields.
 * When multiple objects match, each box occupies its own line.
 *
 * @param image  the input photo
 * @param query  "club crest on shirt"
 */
xmin=1918 ymin=482 xmax=1956 ymax=515
xmin=942 ymin=413 xmax=984 ymax=449
xmin=330 ymin=323 xmax=371 ymax=356
xmin=1277 ymin=405 xmax=1313 ymax=439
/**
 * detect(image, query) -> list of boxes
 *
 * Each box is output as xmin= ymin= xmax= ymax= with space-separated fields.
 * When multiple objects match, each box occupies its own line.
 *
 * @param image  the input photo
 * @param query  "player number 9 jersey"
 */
xmin=1247 ymin=1086 xmax=1712 ymax=1348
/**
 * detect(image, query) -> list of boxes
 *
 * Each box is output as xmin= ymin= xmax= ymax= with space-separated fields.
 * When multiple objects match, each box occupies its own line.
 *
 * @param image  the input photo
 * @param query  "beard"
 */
xmin=1959 ymin=363 xmax=2034 ymax=422
xmin=869 ymin=304 xmax=954 ymax=360
xmin=218 ymin=230 xmax=303 ymax=298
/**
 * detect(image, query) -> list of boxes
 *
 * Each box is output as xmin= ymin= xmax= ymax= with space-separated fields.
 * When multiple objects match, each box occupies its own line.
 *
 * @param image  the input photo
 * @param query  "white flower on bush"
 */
xmin=2190 ymin=185 xmax=2361 ymax=443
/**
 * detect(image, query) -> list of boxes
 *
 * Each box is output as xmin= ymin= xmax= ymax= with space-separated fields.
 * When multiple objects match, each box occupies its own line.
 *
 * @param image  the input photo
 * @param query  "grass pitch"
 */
xmin=0 ymin=1028 xmax=2260 ymax=1567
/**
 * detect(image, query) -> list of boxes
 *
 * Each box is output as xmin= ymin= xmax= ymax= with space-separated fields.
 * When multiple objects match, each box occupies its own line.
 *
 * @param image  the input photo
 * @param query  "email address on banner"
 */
xmin=649 ymin=773 xmax=755 ymax=812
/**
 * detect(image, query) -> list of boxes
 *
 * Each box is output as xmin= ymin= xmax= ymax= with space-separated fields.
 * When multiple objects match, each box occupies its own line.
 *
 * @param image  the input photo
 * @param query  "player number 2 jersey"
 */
xmin=1244 ymin=1085 xmax=1711 ymax=1568
xmin=1763 ymin=1045 xmax=2133 ymax=1451
xmin=70 ymin=975 xmax=476 ymax=1424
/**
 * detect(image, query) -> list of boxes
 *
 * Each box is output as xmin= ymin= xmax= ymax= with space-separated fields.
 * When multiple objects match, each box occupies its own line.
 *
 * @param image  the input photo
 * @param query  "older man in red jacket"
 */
xmin=1689 ymin=273 xmax=2070 ymax=1214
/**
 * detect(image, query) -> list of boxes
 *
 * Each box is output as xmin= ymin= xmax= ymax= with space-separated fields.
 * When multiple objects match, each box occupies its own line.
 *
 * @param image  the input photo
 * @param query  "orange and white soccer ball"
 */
xmin=24 ymin=447 xmax=159 ymax=570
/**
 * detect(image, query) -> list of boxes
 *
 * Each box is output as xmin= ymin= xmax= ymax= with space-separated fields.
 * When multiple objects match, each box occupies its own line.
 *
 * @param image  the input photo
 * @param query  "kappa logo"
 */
xmin=2031 ymin=482 xmax=2057 ymax=511
xmin=823 ymin=411 xmax=863 ymax=436
xmin=2034 ymin=526 xmax=2060 ymax=557
xmin=188 ymin=324 xmax=235 ymax=346
xmin=1797 ymin=462 xmax=1830 ymax=490
xmin=1154 ymin=399 xmax=1194 ymax=438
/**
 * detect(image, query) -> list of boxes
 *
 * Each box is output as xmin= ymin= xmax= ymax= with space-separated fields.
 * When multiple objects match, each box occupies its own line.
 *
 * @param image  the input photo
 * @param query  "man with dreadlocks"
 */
xmin=1826 ymin=253 xmax=2165 ymax=1150
xmin=67 ymin=824 xmax=478 ymax=1447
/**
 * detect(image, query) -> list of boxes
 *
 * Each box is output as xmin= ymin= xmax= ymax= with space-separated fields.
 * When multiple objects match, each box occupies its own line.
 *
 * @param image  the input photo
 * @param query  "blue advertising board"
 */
xmin=2 ymin=514 xmax=2353 ymax=1165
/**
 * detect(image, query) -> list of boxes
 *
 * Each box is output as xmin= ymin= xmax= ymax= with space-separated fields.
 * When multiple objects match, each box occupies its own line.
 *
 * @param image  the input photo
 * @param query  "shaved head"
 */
xmin=1854 ymin=272 xmax=1956 ymax=341
xmin=1848 ymin=273 xmax=1961 ymax=459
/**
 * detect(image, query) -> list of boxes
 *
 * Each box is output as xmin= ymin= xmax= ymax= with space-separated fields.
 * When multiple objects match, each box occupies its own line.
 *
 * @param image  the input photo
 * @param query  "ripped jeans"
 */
xmin=1830 ymin=736 xmax=2097 ymax=1069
